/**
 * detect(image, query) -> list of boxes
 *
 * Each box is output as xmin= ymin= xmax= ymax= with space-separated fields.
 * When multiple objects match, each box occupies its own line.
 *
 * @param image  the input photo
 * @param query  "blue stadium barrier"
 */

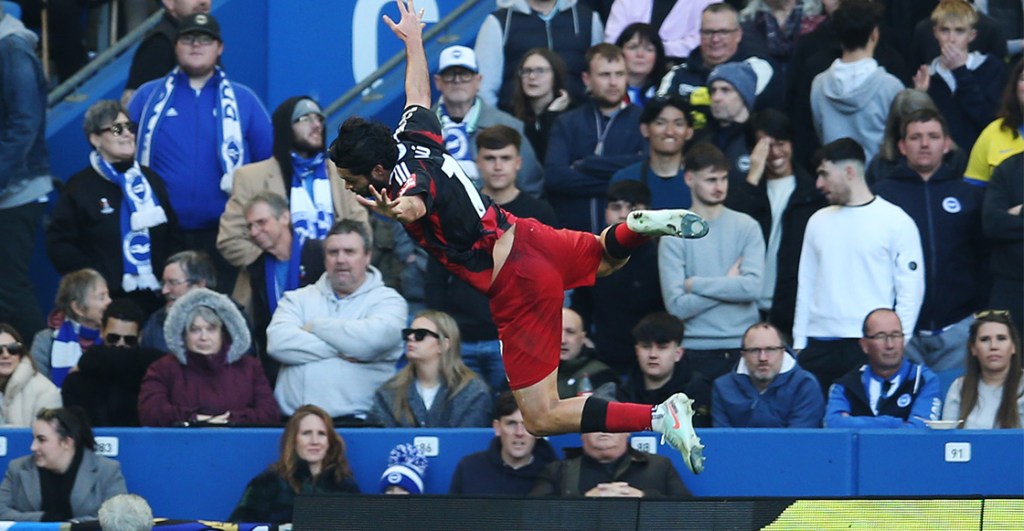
xmin=0 ymin=428 xmax=1019 ymax=521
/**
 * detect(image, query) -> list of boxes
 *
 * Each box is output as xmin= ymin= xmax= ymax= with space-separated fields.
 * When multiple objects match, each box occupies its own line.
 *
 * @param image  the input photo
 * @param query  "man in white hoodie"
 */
xmin=810 ymin=0 xmax=903 ymax=164
xmin=266 ymin=219 xmax=408 ymax=421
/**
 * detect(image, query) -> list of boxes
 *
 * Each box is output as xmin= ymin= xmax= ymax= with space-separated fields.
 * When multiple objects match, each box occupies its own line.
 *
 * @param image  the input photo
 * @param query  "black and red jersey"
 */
xmin=387 ymin=105 xmax=517 ymax=294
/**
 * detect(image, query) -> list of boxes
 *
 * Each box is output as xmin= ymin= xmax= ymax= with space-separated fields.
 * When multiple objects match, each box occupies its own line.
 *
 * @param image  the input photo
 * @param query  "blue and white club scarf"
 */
xmin=51 ymin=320 xmax=100 ymax=388
xmin=136 ymin=66 xmax=244 ymax=193
xmin=289 ymin=152 xmax=333 ymax=245
xmin=90 ymin=151 xmax=166 ymax=292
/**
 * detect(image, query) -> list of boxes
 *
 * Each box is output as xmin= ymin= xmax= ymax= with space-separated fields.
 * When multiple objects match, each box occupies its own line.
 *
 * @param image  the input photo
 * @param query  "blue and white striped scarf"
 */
xmin=289 ymin=152 xmax=333 ymax=244
xmin=51 ymin=320 xmax=100 ymax=387
xmin=136 ymin=66 xmax=244 ymax=193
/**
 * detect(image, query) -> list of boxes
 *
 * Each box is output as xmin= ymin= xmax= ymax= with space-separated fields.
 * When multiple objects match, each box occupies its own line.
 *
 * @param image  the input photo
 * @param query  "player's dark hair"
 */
xmin=492 ymin=391 xmax=520 ymax=420
xmin=607 ymin=180 xmax=651 ymax=206
xmin=832 ymin=0 xmax=883 ymax=52
xmin=745 ymin=109 xmax=793 ymax=151
xmin=476 ymin=125 xmax=521 ymax=152
xmin=632 ymin=312 xmax=685 ymax=344
xmin=812 ymin=137 xmax=866 ymax=169
xmin=329 ymin=116 xmax=399 ymax=175
xmin=685 ymin=142 xmax=730 ymax=173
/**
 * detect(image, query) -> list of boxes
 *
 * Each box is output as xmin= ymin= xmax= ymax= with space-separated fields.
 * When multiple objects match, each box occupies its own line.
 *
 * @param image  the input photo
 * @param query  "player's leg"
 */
xmin=596 ymin=209 xmax=710 ymax=277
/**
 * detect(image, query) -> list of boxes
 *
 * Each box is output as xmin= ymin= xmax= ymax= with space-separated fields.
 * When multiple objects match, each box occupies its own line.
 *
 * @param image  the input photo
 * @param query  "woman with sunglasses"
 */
xmin=369 ymin=310 xmax=492 ymax=427
xmin=0 ymin=324 xmax=60 ymax=426
xmin=0 ymin=407 xmax=127 ymax=521
xmin=45 ymin=99 xmax=182 ymax=318
xmin=942 ymin=311 xmax=1024 ymax=429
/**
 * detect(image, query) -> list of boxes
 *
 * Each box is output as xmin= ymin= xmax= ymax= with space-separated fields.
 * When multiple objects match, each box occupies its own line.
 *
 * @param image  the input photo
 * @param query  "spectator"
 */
xmin=0 ymin=323 xmax=60 ymax=426
xmin=614 ymin=23 xmax=668 ymax=108
xmin=982 ymin=153 xmax=1023 ymax=334
xmin=659 ymin=143 xmax=764 ymax=381
xmin=140 ymin=251 xmax=217 ymax=353
xmin=557 ymin=308 xmax=618 ymax=399
xmin=369 ymin=310 xmax=492 ymax=427
xmin=604 ymin=0 xmax=717 ymax=61
xmin=379 ymin=443 xmax=427 ymax=495
xmin=943 ymin=310 xmax=1024 ymax=429
xmin=230 ymin=405 xmax=360 ymax=523
xmin=912 ymin=0 xmax=1006 ymax=152
xmin=795 ymin=138 xmax=924 ymax=397
xmin=267 ymin=220 xmax=406 ymax=421
xmin=910 ymin=1 xmax=1011 ymax=71
xmin=509 ymin=48 xmax=573 ymax=162
xmin=867 ymin=89 xmax=967 ymax=185
xmin=98 ymin=494 xmax=153 ymax=531
xmin=138 ymin=288 xmax=280 ymax=426
xmin=242 ymin=191 xmax=326 ymax=385
xmin=619 ymin=312 xmax=712 ymax=428
xmin=60 ymin=299 xmax=162 ymax=427
xmin=873 ymin=109 xmax=987 ymax=388
xmin=0 ymin=407 xmax=127 ymax=521
xmin=30 ymin=269 xmax=112 ymax=386
xmin=545 ymin=43 xmax=645 ymax=233
xmin=964 ymin=59 xmax=1024 ymax=186
xmin=218 ymin=95 xmax=368 ymax=303
xmin=657 ymin=3 xmax=783 ymax=115
xmin=572 ymin=181 xmax=665 ymax=375
xmin=475 ymin=0 xmax=604 ymax=110
xmin=128 ymin=13 xmax=273 ymax=293
xmin=449 ymin=391 xmax=559 ymax=496
xmin=712 ymin=321 xmax=824 ymax=427
xmin=0 ymin=4 xmax=53 ymax=342
xmin=825 ymin=309 xmax=941 ymax=429
xmin=739 ymin=0 xmax=827 ymax=74
xmin=425 ymin=126 xmax=556 ymax=392
xmin=731 ymin=109 xmax=826 ymax=340
xmin=610 ymin=94 xmax=694 ymax=209
xmin=432 ymin=45 xmax=545 ymax=198
xmin=122 ymin=0 xmax=211 ymax=107
xmin=810 ymin=0 xmax=904 ymax=164
xmin=530 ymin=385 xmax=691 ymax=496
xmin=46 ymin=100 xmax=181 ymax=317
xmin=701 ymin=61 xmax=757 ymax=191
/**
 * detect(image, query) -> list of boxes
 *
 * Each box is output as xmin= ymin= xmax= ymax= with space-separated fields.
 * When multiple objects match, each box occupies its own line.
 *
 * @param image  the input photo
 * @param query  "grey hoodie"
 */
xmin=810 ymin=58 xmax=904 ymax=163
xmin=163 ymin=288 xmax=251 ymax=364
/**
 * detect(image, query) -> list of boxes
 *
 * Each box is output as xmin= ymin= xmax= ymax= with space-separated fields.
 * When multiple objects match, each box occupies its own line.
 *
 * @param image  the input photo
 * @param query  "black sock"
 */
xmin=580 ymin=396 xmax=609 ymax=433
xmin=603 ymin=223 xmax=631 ymax=260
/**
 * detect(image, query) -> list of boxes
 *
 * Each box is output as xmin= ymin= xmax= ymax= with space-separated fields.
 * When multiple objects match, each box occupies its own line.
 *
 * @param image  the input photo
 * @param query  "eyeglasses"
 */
xmin=974 ymin=309 xmax=1010 ymax=319
xmin=99 ymin=121 xmax=137 ymax=137
xmin=402 ymin=328 xmax=441 ymax=342
xmin=439 ymin=69 xmax=475 ymax=83
xmin=0 ymin=342 xmax=23 ymax=356
xmin=866 ymin=332 xmax=905 ymax=343
xmin=700 ymin=28 xmax=739 ymax=38
xmin=105 ymin=333 xmax=139 ymax=346
xmin=178 ymin=34 xmax=216 ymax=46
xmin=739 ymin=346 xmax=785 ymax=356
xmin=518 ymin=66 xmax=551 ymax=78
xmin=162 ymin=278 xmax=190 ymax=289
xmin=294 ymin=114 xmax=325 ymax=125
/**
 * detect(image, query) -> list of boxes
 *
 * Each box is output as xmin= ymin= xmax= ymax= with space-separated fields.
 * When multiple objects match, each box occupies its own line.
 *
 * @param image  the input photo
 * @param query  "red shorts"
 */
xmin=487 ymin=218 xmax=604 ymax=390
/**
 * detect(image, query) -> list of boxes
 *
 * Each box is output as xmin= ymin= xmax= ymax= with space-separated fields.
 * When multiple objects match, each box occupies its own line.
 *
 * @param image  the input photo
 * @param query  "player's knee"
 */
xmin=522 ymin=415 xmax=556 ymax=437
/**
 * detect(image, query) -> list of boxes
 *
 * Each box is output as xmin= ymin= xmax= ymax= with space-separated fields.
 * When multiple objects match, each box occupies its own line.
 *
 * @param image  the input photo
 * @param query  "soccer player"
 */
xmin=329 ymin=0 xmax=709 ymax=473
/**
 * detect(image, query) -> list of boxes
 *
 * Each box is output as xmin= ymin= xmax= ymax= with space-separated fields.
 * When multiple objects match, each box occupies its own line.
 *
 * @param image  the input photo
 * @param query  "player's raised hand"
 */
xmin=383 ymin=0 xmax=425 ymax=42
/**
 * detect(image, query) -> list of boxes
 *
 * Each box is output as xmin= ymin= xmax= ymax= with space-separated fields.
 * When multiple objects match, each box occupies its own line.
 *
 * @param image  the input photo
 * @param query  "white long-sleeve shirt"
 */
xmin=792 ymin=197 xmax=924 ymax=349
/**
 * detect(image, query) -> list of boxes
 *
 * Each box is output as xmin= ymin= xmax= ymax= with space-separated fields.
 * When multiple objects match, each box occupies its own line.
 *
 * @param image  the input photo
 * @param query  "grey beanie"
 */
xmin=707 ymin=62 xmax=757 ymax=112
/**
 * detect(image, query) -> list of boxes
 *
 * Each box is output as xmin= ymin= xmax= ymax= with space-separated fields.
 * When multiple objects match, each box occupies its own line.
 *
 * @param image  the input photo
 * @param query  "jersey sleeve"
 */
xmin=394 ymin=105 xmax=445 ymax=152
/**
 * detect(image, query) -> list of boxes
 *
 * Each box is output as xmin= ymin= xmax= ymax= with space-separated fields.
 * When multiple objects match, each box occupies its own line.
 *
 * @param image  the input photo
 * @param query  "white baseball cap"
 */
xmin=438 ymin=45 xmax=478 ymax=73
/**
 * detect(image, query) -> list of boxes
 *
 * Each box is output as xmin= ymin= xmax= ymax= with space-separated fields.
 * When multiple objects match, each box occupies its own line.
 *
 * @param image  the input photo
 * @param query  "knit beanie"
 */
xmin=707 ymin=62 xmax=757 ymax=113
xmin=379 ymin=443 xmax=428 ymax=494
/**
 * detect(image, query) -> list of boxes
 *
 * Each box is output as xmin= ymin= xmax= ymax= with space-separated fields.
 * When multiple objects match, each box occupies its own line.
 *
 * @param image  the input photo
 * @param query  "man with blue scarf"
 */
xmin=128 ymin=12 xmax=273 ymax=294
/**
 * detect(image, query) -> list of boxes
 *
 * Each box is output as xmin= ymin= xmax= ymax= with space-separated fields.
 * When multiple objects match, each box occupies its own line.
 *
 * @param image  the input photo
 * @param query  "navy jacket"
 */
xmin=544 ymin=100 xmax=644 ymax=233
xmin=927 ymin=56 xmax=1006 ymax=151
xmin=873 ymin=163 xmax=987 ymax=331
xmin=449 ymin=437 xmax=558 ymax=496
xmin=712 ymin=355 xmax=825 ymax=428
xmin=0 ymin=17 xmax=49 ymax=197
xmin=825 ymin=360 xmax=941 ymax=429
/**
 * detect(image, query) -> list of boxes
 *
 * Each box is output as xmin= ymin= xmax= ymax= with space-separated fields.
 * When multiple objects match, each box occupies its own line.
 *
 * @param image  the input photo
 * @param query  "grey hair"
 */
xmin=327 ymin=219 xmax=373 ymax=252
xmin=165 ymin=250 xmax=218 ymax=290
xmin=83 ymin=100 xmax=127 ymax=142
xmin=98 ymin=494 xmax=153 ymax=531
xmin=185 ymin=305 xmax=224 ymax=330
xmin=244 ymin=190 xmax=289 ymax=219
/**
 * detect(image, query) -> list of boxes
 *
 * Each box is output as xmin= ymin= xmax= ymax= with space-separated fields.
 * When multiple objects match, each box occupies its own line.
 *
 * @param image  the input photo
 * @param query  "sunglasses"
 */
xmin=105 ymin=333 xmax=139 ymax=346
xmin=99 ymin=121 xmax=137 ymax=137
xmin=974 ymin=309 xmax=1011 ymax=319
xmin=402 ymin=328 xmax=441 ymax=342
xmin=0 ymin=342 xmax=23 ymax=356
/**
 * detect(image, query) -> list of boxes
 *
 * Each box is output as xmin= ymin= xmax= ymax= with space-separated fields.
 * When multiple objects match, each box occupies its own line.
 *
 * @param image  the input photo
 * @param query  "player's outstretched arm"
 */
xmin=384 ymin=0 xmax=431 ymax=110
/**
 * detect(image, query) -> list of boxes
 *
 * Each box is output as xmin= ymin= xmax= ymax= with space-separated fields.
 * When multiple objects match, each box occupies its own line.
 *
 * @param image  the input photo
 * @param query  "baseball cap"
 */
xmin=177 ymin=12 xmax=221 ymax=41
xmin=438 ymin=45 xmax=478 ymax=73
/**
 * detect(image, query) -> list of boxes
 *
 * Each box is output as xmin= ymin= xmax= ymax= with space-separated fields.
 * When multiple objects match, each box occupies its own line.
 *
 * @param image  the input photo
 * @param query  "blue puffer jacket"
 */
xmin=712 ymin=353 xmax=825 ymax=428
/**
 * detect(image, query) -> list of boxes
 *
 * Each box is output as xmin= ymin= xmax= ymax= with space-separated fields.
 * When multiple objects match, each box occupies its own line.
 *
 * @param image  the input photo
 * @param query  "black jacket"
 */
xmin=530 ymin=446 xmax=691 ymax=498
xmin=61 ymin=344 xmax=164 ymax=426
xmin=619 ymin=361 xmax=712 ymax=428
xmin=983 ymin=153 xmax=1023 ymax=283
xmin=449 ymin=436 xmax=558 ymax=496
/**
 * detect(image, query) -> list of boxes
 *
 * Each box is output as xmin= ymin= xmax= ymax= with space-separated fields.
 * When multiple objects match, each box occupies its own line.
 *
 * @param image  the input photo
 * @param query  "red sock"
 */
xmin=613 ymin=222 xmax=650 ymax=249
xmin=605 ymin=402 xmax=654 ymax=432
